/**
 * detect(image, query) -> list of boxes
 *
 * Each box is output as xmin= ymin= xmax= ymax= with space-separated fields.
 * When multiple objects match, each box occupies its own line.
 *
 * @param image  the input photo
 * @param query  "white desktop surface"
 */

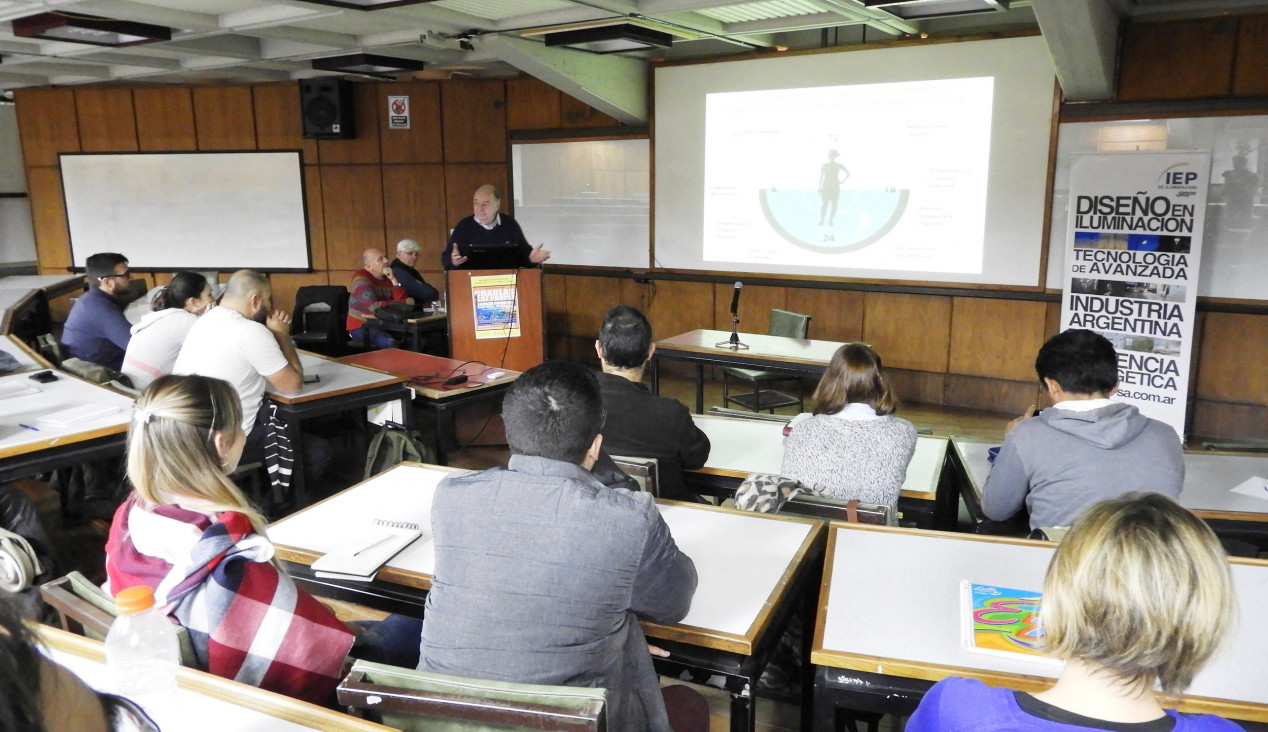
xmin=269 ymin=464 xmax=818 ymax=642
xmin=694 ymin=415 xmax=947 ymax=498
xmin=1 ymin=334 xmax=41 ymax=371
xmin=267 ymin=352 xmax=403 ymax=403
xmin=953 ymin=436 xmax=1268 ymax=518
xmin=816 ymin=525 xmax=1268 ymax=709
xmin=40 ymin=627 xmax=389 ymax=732
xmin=0 ymin=370 xmax=133 ymax=455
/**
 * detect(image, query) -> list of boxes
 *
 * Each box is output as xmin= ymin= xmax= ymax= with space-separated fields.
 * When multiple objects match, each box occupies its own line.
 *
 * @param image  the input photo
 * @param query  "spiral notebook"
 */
xmin=959 ymin=580 xmax=1061 ymax=665
xmin=311 ymin=519 xmax=422 ymax=581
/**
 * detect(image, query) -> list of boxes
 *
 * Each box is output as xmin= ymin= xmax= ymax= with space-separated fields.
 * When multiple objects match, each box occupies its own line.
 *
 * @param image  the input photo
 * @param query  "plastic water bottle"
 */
xmin=105 ymin=585 xmax=179 ymax=698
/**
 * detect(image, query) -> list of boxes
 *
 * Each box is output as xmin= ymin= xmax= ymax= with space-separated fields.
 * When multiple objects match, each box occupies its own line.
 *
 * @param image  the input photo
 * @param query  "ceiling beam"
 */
xmin=1032 ymin=0 xmax=1119 ymax=101
xmin=480 ymin=34 xmax=647 ymax=124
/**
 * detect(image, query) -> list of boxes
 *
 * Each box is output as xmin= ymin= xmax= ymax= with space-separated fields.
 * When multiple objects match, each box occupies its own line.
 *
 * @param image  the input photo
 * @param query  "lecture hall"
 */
xmin=2 ymin=1 xmax=1268 ymax=731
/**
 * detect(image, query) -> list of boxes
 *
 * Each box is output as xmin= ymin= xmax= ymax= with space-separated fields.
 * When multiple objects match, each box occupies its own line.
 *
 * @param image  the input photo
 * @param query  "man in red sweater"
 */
xmin=347 ymin=247 xmax=406 ymax=349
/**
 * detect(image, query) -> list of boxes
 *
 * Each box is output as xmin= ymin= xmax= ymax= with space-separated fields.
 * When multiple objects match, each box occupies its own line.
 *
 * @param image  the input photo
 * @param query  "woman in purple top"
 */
xmin=908 ymin=493 xmax=1242 ymax=732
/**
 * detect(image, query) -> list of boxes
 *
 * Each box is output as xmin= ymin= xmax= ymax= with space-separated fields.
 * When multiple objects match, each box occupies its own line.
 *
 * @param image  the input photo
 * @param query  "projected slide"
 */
xmin=703 ymin=77 xmax=993 ymax=272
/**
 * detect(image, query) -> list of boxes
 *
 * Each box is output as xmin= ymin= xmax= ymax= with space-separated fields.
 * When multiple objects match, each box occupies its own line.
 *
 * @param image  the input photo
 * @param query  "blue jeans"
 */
xmin=349 ymin=327 xmax=398 ymax=350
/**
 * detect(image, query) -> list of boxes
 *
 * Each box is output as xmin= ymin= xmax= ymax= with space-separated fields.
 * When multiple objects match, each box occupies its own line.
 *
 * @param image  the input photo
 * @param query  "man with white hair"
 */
xmin=389 ymin=238 xmax=439 ymax=304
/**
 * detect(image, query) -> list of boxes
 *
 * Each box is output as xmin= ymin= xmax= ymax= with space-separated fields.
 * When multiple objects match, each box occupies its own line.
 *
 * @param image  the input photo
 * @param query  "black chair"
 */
xmin=290 ymin=285 xmax=351 ymax=357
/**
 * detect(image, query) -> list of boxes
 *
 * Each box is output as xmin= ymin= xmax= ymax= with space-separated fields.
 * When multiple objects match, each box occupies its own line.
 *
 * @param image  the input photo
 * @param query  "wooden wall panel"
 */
xmin=319 ymin=83 xmax=381 ymax=164
xmin=1196 ymin=312 xmax=1268 ymax=404
xmin=378 ymin=82 xmax=442 ymax=164
xmin=443 ymin=164 xmax=508 ymax=227
xmin=253 ymin=84 xmax=318 ymax=162
xmin=506 ymin=78 xmax=561 ymax=131
xmin=945 ymin=374 xmax=1040 ymax=415
xmin=561 ymin=93 xmax=617 ymax=129
xmin=862 ymin=292 xmax=950 ymax=372
xmin=303 ymin=167 xmax=327 ymax=270
xmin=645 ymin=280 xmax=713 ymax=344
xmin=948 ymin=297 xmax=1046 ymax=381
xmin=270 ymin=272 xmax=329 ymax=321
xmin=785 ymin=288 xmax=865 ymax=343
xmin=193 ymin=87 xmax=256 ymax=150
xmin=440 ymin=81 xmax=507 ymax=163
xmin=1191 ymin=400 xmax=1268 ymax=442
xmin=26 ymin=167 xmax=72 ymax=273
xmin=1119 ymin=18 xmax=1236 ymax=101
xmin=1233 ymin=15 xmax=1268 ymax=96
xmin=74 ymin=89 xmax=138 ymax=152
xmin=15 ymin=88 xmax=81 ymax=167
xmin=712 ymin=283 xmax=785 ymax=333
xmin=319 ymin=165 xmax=386 ymax=273
xmin=382 ymin=164 xmax=448 ymax=265
xmin=134 ymin=87 xmax=196 ymax=151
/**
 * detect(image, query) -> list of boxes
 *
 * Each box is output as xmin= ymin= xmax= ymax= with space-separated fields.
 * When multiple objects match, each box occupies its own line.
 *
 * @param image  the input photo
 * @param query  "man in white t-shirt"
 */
xmin=174 ymin=269 xmax=329 ymax=482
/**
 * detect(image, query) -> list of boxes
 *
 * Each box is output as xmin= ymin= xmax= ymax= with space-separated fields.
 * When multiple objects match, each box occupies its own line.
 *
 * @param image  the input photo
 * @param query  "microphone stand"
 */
xmin=716 ymin=310 xmax=749 ymax=350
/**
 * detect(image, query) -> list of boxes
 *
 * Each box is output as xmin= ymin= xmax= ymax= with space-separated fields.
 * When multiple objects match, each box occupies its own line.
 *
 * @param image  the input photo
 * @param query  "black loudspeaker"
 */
xmin=299 ymin=79 xmax=355 ymax=140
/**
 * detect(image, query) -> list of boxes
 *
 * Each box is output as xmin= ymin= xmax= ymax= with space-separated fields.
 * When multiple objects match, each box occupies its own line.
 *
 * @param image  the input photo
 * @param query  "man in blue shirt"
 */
xmin=62 ymin=252 xmax=133 ymax=371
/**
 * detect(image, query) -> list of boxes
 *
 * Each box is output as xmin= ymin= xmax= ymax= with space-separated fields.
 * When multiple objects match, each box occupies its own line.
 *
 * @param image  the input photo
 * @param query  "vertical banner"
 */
xmin=470 ymin=273 xmax=520 ymax=340
xmin=1061 ymin=152 xmax=1210 ymax=441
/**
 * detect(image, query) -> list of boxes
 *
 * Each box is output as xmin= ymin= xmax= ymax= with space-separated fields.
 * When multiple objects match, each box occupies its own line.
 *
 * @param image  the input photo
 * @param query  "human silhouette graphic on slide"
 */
xmin=819 ymin=149 xmax=850 ymax=225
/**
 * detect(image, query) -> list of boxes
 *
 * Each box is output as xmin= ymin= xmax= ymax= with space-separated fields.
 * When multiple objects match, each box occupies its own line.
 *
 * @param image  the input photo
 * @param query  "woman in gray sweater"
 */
xmin=781 ymin=344 xmax=917 ymax=515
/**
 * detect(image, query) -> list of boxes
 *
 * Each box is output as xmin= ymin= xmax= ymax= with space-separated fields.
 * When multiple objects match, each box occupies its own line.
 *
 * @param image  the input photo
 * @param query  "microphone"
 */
xmin=729 ymin=281 xmax=743 ymax=316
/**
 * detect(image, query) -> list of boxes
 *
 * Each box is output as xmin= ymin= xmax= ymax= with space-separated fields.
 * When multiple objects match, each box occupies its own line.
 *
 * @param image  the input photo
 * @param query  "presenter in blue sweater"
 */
xmin=908 ymin=492 xmax=1241 ymax=732
xmin=442 ymin=184 xmax=550 ymax=270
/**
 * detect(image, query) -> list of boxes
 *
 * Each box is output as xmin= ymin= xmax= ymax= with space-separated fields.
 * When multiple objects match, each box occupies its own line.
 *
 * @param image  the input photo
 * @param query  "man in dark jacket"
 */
xmin=594 ymin=305 xmax=712 ymax=502
xmin=417 ymin=361 xmax=698 ymax=731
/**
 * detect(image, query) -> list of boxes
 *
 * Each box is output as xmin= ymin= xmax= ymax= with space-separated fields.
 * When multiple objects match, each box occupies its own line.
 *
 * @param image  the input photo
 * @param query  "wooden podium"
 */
xmin=446 ymin=268 xmax=545 ymax=373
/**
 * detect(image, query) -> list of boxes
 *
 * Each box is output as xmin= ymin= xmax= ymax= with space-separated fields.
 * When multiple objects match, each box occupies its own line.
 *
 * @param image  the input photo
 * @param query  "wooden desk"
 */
xmin=0 ymin=333 xmax=51 ymax=372
xmin=652 ymin=329 xmax=847 ymax=413
xmin=810 ymin=523 xmax=1268 ymax=725
xmin=0 ymin=369 xmax=134 ymax=482
xmin=338 ymin=349 xmax=519 ymax=465
xmin=951 ymin=436 xmax=1268 ymax=528
xmin=266 ymin=352 xmax=411 ymax=495
xmin=38 ymin=625 xmax=391 ymax=731
xmin=270 ymin=463 xmax=825 ymax=732
xmin=364 ymin=312 xmax=447 ymax=353
xmin=687 ymin=414 xmax=954 ymax=529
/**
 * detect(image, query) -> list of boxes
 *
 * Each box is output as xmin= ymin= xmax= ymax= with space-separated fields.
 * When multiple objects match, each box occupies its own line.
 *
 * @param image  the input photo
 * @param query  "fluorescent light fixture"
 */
xmin=860 ymin=0 xmax=1010 ymax=20
xmin=311 ymin=53 xmax=425 ymax=79
xmin=544 ymin=24 xmax=673 ymax=54
xmin=11 ymin=12 xmax=172 ymax=47
xmin=294 ymin=0 xmax=439 ymax=9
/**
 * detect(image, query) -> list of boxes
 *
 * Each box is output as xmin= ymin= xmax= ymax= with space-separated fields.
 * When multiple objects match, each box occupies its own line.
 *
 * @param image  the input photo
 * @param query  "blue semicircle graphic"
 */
xmin=759 ymin=187 xmax=909 ymax=253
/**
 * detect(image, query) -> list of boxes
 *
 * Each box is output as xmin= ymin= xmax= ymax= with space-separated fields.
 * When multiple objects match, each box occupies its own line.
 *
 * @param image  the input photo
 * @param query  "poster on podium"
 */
xmin=1060 ymin=151 xmax=1210 ymax=441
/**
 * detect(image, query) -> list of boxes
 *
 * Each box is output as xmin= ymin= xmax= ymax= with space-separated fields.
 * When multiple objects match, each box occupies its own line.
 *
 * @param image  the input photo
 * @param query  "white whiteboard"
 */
xmin=510 ymin=139 xmax=650 ymax=269
xmin=61 ymin=151 xmax=310 ymax=271
xmin=1047 ymin=115 xmax=1268 ymax=300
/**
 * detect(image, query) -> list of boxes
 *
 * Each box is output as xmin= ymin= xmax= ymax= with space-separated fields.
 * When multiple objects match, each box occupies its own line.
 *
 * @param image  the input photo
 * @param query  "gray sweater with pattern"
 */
xmin=781 ymin=415 xmax=918 ymax=510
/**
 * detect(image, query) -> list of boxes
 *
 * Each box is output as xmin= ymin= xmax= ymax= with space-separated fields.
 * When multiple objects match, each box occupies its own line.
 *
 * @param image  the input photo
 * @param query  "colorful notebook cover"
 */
xmin=959 ymin=580 xmax=1061 ymax=664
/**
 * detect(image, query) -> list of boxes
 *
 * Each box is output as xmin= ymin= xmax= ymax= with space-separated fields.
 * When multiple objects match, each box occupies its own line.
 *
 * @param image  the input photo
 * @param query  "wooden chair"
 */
xmin=338 ymin=659 xmax=607 ymax=731
xmin=610 ymin=455 xmax=659 ymax=497
xmin=721 ymin=309 xmax=812 ymax=413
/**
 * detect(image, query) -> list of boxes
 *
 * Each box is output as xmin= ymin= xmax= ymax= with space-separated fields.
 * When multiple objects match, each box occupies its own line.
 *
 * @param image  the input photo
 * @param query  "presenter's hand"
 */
xmin=1005 ymin=405 xmax=1037 ymax=436
xmin=266 ymin=310 xmax=291 ymax=335
xmin=449 ymin=248 xmax=468 ymax=267
xmin=529 ymin=244 xmax=551 ymax=265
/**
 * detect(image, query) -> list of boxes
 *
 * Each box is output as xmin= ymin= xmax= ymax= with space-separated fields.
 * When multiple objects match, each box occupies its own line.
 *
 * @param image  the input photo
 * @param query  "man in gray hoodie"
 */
xmin=982 ymin=329 xmax=1183 ymax=530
